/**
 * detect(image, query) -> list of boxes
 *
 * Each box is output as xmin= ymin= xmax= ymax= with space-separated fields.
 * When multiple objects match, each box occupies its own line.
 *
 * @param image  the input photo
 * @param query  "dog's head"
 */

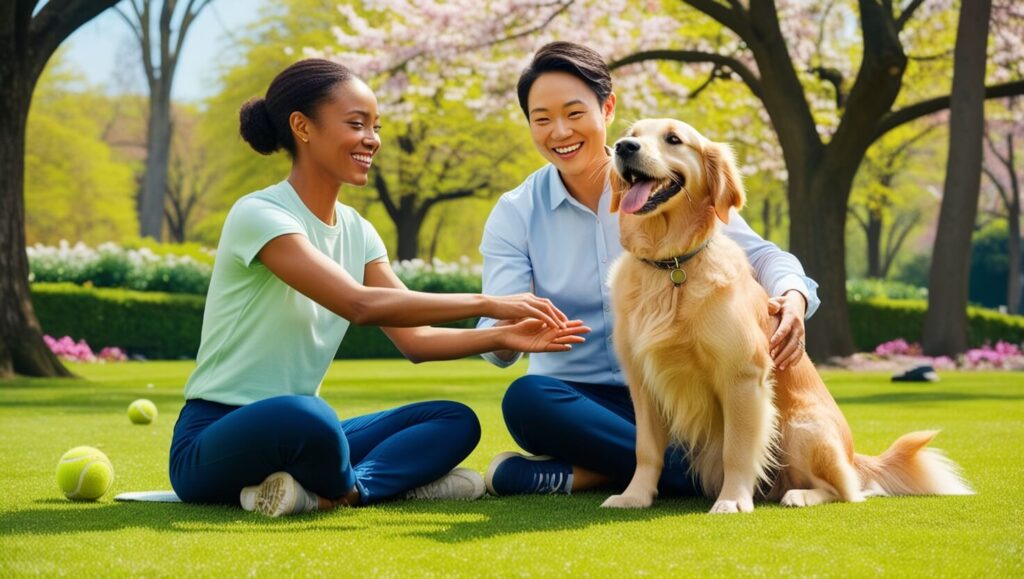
xmin=610 ymin=118 xmax=745 ymax=228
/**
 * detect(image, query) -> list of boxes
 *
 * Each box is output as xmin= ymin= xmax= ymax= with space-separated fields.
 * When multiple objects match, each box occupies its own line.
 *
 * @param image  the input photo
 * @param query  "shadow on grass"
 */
xmin=1 ymin=494 xmax=709 ymax=541
xmin=386 ymin=493 xmax=711 ymax=543
xmin=0 ymin=501 xmax=366 ymax=536
xmin=835 ymin=390 xmax=1024 ymax=405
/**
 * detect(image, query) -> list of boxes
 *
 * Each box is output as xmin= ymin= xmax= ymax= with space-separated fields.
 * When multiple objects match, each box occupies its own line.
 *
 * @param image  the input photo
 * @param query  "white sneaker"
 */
xmin=240 ymin=471 xmax=319 ymax=517
xmin=404 ymin=467 xmax=485 ymax=500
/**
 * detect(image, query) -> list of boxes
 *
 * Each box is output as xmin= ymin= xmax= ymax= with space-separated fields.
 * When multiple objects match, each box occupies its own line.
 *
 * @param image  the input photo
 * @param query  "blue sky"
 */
xmin=62 ymin=1 xmax=266 ymax=102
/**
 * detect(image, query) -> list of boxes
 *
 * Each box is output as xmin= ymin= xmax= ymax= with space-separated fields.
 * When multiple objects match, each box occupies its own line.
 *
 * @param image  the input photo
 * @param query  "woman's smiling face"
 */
xmin=303 ymin=79 xmax=382 ymax=186
xmin=526 ymin=71 xmax=615 ymax=179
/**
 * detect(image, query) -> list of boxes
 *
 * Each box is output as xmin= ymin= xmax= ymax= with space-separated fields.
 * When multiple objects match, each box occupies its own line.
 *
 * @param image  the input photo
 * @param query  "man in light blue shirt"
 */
xmin=478 ymin=163 xmax=819 ymax=386
xmin=478 ymin=41 xmax=820 ymax=498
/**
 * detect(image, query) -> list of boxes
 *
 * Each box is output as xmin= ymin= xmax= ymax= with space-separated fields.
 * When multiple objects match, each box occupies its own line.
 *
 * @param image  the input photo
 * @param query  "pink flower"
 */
xmin=43 ymin=334 xmax=125 ymax=363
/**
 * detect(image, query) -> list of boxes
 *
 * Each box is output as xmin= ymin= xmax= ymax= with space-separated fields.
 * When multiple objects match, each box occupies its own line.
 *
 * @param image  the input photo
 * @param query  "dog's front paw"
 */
xmin=602 ymin=493 xmax=652 ymax=509
xmin=709 ymin=498 xmax=753 ymax=514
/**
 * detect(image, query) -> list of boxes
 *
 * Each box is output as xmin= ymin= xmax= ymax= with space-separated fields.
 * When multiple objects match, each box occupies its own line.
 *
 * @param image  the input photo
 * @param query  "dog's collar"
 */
xmin=636 ymin=239 xmax=710 ymax=287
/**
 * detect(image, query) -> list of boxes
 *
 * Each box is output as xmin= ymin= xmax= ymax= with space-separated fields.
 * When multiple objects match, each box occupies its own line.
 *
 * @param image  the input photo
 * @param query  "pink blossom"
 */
xmin=43 ymin=335 xmax=126 ymax=363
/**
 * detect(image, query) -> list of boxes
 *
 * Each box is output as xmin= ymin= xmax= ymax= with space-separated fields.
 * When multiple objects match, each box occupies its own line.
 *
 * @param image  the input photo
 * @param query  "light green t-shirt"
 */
xmin=183 ymin=180 xmax=388 ymax=405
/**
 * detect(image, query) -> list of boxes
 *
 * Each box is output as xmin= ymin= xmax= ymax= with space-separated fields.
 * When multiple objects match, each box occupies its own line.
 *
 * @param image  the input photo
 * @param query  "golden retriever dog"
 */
xmin=600 ymin=118 xmax=972 ymax=513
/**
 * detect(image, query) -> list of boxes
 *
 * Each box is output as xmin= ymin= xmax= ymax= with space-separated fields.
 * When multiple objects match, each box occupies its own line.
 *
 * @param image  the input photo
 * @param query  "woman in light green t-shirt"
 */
xmin=168 ymin=58 xmax=589 ymax=517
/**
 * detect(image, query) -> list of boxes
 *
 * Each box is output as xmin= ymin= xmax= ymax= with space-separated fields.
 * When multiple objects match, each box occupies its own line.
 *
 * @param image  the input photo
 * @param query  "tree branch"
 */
xmin=417 ymin=188 xmax=478 ymax=222
xmin=874 ymin=80 xmax=1024 ymax=141
xmin=907 ymin=49 xmax=954 ymax=62
xmin=682 ymin=0 xmax=752 ymax=44
xmin=896 ymin=0 xmax=927 ymax=31
xmin=882 ymin=209 xmax=920 ymax=273
xmin=466 ymin=0 xmax=573 ymax=51
xmin=883 ymin=121 xmax=941 ymax=168
xmin=689 ymin=65 xmax=721 ymax=100
xmin=847 ymin=206 xmax=869 ymax=230
xmin=169 ymin=0 xmax=211 ymax=81
xmin=26 ymin=0 xmax=121 ymax=82
xmin=984 ymin=129 xmax=1011 ymax=169
xmin=983 ymin=165 xmax=1012 ymax=209
xmin=609 ymin=49 xmax=763 ymax=99
xmin=809 ymin=66 xmax=845 ymax=108
xmin=113 ymin=7 xmax=145 ymax=47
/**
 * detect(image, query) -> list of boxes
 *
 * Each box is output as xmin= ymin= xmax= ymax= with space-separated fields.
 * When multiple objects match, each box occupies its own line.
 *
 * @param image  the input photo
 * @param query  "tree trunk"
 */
xmin=923 ymin=0 xmax=992 ymax=356
xmin=1008 ymin=194 xmax=1021 ymax=313
xmin=395 ymin=211 xmax=423 ymax=261
xmin=139 ymin=90 xmax=172 ymax=239
xmin=761 ymin=197 xmax=773 ymax=240
xmin=866 ymin=208 xmax=883 ymax=278
xmin=0 ymin=75 xmax=73 ymax=378
xmin=789 ymin=159 xmax=857 ymax=361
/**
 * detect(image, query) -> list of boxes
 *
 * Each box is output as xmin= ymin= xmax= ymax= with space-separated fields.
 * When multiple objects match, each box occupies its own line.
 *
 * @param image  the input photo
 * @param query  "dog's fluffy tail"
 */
xmin=853 ymin=430 xmax=973 ymax=497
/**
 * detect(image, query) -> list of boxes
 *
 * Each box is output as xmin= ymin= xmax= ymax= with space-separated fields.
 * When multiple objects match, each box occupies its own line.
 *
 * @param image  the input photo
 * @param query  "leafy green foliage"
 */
xmin=30 ymin=283 xmax=205 ymax=359
xmin=28 ymin=242 xmax=212 ymax=295
xmin=846 ymin=278 xmax=928 ymax=301
xmin=25 ymin=51 xmax=138 ymax=244
xmin=969 ymin=220 xmax=1016 ymax=309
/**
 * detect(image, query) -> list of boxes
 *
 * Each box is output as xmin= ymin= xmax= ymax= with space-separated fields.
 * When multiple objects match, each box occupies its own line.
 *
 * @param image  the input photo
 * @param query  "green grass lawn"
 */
xmin=1 ymin=360 xmax=1022 ymax=576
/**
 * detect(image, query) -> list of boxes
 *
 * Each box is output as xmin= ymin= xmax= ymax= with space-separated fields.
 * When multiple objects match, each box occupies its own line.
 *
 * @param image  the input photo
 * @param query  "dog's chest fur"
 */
xmin=609 ymin=232 xmax=775 ymax=491
xmin=609 ymin=232 xmax=768 ymax=371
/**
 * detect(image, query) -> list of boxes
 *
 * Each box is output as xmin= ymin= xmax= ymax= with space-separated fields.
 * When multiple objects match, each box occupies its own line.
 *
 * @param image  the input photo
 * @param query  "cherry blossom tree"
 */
xmin=314 ymin=0 xmax=1024 ymax=359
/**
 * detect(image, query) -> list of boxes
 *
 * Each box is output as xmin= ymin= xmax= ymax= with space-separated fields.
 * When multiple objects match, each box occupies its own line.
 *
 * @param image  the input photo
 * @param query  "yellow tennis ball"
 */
xmin=127 ymin=399 xmax=157 ymax=424
xmin=56 ymin=446 xmax=114 ymax=501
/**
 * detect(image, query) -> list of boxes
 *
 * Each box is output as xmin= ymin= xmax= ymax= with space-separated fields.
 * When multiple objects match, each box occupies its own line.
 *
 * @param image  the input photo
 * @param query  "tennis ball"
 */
xmin=127 ymin=398 xmax=157 ymax=424
xmin=56 ymin=446 xmax=114 ymax=501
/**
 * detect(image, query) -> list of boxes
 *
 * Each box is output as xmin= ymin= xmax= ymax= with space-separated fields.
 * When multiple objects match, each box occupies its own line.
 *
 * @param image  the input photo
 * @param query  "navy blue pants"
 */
xmin=169 ymin=396 xmax=480 ymax=505
xmin=502 ymin=375 xmax=700 ymax=496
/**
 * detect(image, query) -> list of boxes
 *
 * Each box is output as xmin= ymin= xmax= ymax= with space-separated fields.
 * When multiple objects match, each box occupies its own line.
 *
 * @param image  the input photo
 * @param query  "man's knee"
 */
xmin=502 ymin=375 xmax=563 ymax=419
xmin=501 ymin=376 xmax=572 ymax=451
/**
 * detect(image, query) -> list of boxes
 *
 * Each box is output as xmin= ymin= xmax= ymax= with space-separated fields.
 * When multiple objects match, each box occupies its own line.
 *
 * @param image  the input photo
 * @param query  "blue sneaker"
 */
xmin=484 ymin=452 xmax=574 ymax=496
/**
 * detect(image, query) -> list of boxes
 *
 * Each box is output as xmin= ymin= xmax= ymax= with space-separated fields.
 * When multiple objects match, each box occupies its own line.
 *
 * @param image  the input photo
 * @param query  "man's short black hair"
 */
xmin=516 ymin=42 xmax=612 ymax=118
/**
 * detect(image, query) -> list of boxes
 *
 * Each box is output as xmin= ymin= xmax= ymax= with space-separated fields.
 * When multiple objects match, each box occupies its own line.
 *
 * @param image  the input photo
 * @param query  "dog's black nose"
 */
xmin=615 ymin=139 xmax=641 ymax=156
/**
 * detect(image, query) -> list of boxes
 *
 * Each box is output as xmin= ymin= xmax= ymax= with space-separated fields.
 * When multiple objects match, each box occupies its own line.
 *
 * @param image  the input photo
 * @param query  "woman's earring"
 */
xmin=301 ymin=137 xmax=309 ymax=143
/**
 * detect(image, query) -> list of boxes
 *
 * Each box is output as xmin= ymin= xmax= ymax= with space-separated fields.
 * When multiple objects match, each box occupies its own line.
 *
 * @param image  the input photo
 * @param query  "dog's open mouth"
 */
xmin=618 ymin=169 xmax=685 ymax=215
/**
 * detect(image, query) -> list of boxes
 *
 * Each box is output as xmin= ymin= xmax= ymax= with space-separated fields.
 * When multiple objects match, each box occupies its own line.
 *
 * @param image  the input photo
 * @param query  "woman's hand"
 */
xmin=487 ymin=293 xmax=570 ymax=329
xmin=498 ymin=319 xmax=590 ymax=353
xmin=768 ymin=290 xmax=807 ymax=370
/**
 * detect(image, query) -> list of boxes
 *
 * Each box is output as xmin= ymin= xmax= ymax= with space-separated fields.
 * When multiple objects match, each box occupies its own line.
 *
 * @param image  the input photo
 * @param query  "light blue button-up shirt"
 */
xmin=477 ymin=163 xmax=820 ymax=387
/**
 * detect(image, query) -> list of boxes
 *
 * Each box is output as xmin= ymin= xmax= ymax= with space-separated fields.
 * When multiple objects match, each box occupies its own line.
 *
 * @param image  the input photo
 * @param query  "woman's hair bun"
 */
xmin=239 ymin=97 xmax=280 ymax=155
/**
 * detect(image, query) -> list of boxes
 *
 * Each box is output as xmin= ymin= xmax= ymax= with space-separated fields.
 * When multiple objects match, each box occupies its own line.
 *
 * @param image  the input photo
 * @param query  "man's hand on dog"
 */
xmin=768 ymin=290 xmax=807 ymax=371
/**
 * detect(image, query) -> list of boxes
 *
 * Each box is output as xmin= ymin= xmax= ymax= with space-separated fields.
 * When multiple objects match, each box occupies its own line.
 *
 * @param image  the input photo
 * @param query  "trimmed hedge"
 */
xmin=30 ymin=282 xmax=474 ymax=360
xmin=31 ymin=283 xmax=1024 ymax=360
xmin=31 ymin=283 xmax=205 ymax=359
xmin=848 ymin=298 xmax=1024 ymax=351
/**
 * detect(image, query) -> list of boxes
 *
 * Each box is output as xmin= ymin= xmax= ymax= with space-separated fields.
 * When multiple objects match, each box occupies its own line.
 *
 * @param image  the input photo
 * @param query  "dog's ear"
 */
xmin=609 ymin=166 xmax=626 ymax=213
xmin=702 ymin=142 xmax=745 ymax=224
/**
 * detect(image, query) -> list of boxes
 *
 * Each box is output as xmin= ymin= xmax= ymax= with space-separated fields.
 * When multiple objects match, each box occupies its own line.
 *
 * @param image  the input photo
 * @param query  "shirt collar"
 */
xmin=547 ymin=164 xmax=572 ymax=211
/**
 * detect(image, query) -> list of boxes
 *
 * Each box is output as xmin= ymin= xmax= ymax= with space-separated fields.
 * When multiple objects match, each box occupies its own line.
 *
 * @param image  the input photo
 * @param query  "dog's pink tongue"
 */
xmin=619 ymin=180 xmax=656 ymax=214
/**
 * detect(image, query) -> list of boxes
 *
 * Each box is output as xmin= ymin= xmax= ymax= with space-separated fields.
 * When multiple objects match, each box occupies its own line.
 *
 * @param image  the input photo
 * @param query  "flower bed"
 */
xmin=829 ymin=339 xmax=1024 ymax=371
xmin=29 ymin=240 xmax=213 ymax=295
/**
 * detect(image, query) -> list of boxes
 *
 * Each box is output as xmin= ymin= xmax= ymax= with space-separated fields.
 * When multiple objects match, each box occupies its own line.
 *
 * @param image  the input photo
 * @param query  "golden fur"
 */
xmin=601 ymin=119 xmax=972 ymax=513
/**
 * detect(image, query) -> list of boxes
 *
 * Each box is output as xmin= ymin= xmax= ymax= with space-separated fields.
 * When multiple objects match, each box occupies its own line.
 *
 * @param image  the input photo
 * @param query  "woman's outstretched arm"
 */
xmin=258 ymin=232 xmax=569 ymax=329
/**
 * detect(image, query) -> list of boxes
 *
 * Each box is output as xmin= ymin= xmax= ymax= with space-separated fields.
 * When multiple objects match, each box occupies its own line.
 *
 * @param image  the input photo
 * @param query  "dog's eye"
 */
xmin=665 ymin=134 xmax=683 ymax=145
